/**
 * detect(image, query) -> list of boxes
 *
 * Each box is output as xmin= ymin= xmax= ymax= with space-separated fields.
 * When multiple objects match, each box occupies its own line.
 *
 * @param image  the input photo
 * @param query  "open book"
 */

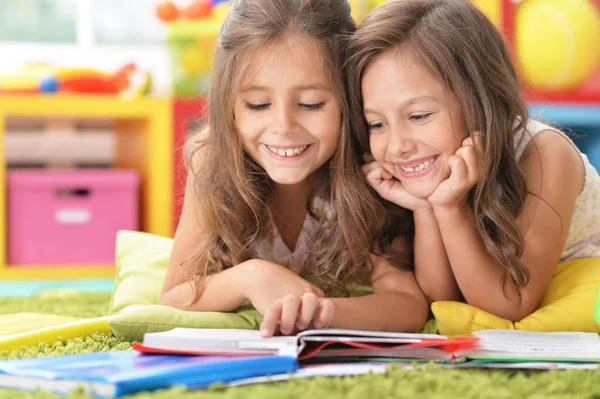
xmin=133 ymin=328 xmax=600 ymax=364
xmin=133 ymin=328 xmax=476 ymax=362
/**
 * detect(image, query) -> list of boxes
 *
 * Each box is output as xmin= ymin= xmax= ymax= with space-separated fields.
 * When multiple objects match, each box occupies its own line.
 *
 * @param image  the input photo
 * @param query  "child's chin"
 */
xmin=404 ymin=184 xmax=437 ymax=201
xmin=267 ymin=173 xmax=308 ymax=186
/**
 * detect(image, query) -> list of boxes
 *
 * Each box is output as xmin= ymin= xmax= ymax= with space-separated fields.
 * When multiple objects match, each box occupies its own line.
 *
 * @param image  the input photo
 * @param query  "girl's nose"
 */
xmin=387 ymin=127 xmax=417 ymax=157
xmin=269 ymin=104 xmax=296 ymax=136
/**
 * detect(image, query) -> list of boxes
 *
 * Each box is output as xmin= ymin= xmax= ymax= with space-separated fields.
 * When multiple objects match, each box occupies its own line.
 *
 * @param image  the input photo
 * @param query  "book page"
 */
xmin=298 ymin=329 xmax=446 ymax=341
xmin=143 ymin=328 xmax=298 ymax=355
xmin=462 ymin=330 xmax=600 ymax=360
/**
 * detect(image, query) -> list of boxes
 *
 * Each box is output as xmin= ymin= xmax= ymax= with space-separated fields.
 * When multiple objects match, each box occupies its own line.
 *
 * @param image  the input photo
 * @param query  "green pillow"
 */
xmin=109 ymin=231 xmax=263 ymax=341
xmin=109 ymin=230 xmax=173 ymax=315
xmin=110 ymin=303 xmax=263 ymax=342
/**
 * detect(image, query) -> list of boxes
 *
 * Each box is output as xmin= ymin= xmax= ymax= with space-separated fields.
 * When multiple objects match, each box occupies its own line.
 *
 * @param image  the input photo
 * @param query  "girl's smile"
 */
xmin=261 ymin=143 xmax=313 ymax=163
xmin=395 ymin=155 xmax=440 ymax=179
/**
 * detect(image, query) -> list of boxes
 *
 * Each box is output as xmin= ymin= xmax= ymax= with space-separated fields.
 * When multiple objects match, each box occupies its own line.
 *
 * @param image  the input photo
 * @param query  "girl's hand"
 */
xmin=362 ymin=158 xmax=431 ymax=213
xmin=428 ymin=135 xmax=484 ymax=209
xmin=259 ymin=293 xmax=334 ymax=337
xmin=242 ymin=259 xmax=325 ymax=319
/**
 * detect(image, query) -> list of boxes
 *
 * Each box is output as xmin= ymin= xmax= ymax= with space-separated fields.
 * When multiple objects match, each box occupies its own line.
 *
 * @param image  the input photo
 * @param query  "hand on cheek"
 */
xmin=428 ymin=134 xmax=484 ymax=208
xmin=259 ymin=293 xmax=335 ymax=338
xmin=362 ymin=157 xmax=432 ymax=213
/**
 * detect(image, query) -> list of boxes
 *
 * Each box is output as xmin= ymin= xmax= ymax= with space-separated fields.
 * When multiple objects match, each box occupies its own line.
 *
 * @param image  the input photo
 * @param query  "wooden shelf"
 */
xmin=0 ymin=95 xmax=174 ymax=280
xmin=0 ymin=264 xmax=115 ymax=280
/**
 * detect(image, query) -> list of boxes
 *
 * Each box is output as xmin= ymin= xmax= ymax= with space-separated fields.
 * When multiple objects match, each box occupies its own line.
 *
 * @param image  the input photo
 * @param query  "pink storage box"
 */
xmin=7 ymin=169 xmax=140 ymax=265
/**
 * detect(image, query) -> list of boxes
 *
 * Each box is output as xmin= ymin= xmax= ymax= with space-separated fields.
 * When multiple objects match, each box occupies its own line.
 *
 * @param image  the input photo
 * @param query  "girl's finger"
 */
xmin=365 ymin=166 xmax=384 ymax=186
xmin=279 ymin=295 xmax=301 ymax=335
xmin=366 ymin=165 xmax=393 ymax=185
xmin=260 ymin=300 xmax=283 ymax=338
xmin=313 ymin=299 xmax=335 ymax=329
xmin=296 ymin=293 xmax=319 ymax=331
xmin=456 ymin=145 xmax=479 ymax=183
xmin=447 ymin=155 xmax=468 ymax=186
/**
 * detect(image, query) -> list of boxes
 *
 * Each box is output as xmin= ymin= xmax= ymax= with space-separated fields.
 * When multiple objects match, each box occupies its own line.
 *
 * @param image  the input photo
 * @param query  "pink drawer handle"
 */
xmin=54 ymin=209 xmax=91 ymax=224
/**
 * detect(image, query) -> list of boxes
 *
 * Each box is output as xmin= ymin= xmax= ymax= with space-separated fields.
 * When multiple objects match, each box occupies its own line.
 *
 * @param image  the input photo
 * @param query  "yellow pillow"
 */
xmin=432 ymin=257 xmax=600 ymax=335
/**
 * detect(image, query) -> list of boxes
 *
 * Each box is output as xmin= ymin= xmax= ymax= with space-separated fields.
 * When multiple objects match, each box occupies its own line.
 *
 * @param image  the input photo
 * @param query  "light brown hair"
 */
xmin=347 ymin=0 xmax=531 ymax=295
xmin=184 ymin=0 xmax=390 ymax=296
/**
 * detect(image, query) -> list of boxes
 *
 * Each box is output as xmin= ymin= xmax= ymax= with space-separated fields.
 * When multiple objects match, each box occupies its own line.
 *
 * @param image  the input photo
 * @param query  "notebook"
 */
xmin=0 ymin=313 xmax=113 ymax=352
xmin=133 ymin=328 xmax=600 ymax=363
xmin=0 ymin=350 xmax=297 ymax=397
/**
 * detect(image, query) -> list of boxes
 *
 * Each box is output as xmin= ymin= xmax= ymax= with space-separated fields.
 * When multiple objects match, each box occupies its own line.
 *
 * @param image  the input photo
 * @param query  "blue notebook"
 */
xmin=0 ymin=350 xmax=297 ymax=397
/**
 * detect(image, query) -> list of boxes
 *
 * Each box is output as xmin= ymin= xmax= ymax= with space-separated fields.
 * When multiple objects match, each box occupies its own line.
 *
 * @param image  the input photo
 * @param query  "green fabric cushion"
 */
xmin=109 ymin=302 xmax=263 ymax=342
xmin=109 ymin=230 xmax=173 ymax=315
xmin=109 ymin=231 xmax=264 ymax=341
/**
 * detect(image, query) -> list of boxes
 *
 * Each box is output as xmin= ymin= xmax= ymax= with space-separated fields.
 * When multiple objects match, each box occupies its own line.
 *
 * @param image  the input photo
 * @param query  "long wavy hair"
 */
xmin=347 ymin=0 xmax=531 ymax=296
xmin=184 ymin=0 xmax=392 ymax=297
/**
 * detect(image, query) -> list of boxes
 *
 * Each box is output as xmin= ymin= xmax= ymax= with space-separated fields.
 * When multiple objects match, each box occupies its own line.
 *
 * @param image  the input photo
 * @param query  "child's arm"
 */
xmin=327 ymin=252 xmax=429 ymax=332
xmin=413 ymin=209 xmax=462 ymax=303
xmin=259 ymin=239 xmax=430 ymax=335
xmin=432 ymin=132 xmax=584 ymax=321
xmin=158 ymin=167 xmax=250 ymax=311
xmin=159 ymin=164 xmax=323 ymax=312
xmin=362 ymin=159 xmax=461 ymax=303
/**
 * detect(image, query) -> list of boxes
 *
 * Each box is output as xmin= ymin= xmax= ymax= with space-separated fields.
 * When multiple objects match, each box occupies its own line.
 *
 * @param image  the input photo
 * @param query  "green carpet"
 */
xmin=1 ymin=293 xmax=600 ymax=399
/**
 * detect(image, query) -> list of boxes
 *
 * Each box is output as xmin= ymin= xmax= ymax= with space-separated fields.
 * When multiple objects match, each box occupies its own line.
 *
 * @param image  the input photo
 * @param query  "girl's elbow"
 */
xmin=157 ymin=291 xmax=173 ymax=307
xmin=157 ymin=289 xmax=186 ymax=310
xmin=405 ymin=292 xmax=430 ymax=333
xmin=470 ymin=299 xmax=534 ymax=323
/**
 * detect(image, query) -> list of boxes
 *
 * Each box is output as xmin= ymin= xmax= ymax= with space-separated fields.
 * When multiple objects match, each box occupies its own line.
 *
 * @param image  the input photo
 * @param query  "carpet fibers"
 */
xmin=1 ymin=292 xmax=599 ymax=399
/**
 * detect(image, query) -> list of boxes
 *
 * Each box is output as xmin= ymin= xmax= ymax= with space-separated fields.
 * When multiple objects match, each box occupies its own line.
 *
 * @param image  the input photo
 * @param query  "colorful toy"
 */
xmin=0 ymin=64 xmax=149 ymax=96
xmin=156 ymin=0 xmax=230 ymax=23
xmin=155 ymin=1 xmax=179 ymax=23
xmin=516 ymin=0 xmax=600 ymax=91
xmin=156 ymin=1 xmax=231 ymax=97
xmin=180 ymin=0 xmax=213 ymax=20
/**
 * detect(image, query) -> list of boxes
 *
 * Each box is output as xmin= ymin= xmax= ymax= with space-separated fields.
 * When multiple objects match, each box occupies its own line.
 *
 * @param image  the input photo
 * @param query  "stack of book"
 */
xmin=1 ymin=328 xmax=599 ymax=397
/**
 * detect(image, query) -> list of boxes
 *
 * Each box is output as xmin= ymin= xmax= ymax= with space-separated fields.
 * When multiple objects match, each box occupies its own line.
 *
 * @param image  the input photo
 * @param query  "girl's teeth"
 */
xmin=401 ymin=158 xmax=434 ymax=173
xmin=267 ymin=145 xmax=308 ymax=157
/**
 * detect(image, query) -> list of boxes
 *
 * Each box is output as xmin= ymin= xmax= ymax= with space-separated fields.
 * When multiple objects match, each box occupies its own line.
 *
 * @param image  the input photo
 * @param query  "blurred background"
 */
xmin=0 ymin=0 xmax=599 ymax=294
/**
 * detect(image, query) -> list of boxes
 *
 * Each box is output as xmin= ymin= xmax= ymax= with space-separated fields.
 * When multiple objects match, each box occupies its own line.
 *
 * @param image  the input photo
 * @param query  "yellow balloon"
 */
xmin=470 ymin=0 xmax=502 ymax=27
xmin=517 ymin=0 xmax=600 ymax=90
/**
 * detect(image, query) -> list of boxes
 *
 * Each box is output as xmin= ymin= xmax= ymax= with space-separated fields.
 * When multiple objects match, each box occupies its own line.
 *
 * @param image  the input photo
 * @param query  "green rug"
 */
xmin=1 ymin=293 xmax=600 ymax=399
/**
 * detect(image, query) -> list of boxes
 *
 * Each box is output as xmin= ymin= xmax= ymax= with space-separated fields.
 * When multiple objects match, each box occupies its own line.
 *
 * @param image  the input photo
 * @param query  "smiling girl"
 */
xmin=348 ymin=0 xmax=600 ymax=322
xmin=159 ymin=0 xmax=428 ymax=337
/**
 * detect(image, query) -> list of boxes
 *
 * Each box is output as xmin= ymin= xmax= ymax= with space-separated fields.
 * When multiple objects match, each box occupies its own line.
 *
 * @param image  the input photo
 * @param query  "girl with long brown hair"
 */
xmin=159 ymin=0 xmax=428 ymax=337
xmin=348 ymin=0 xmax=600 ymax=322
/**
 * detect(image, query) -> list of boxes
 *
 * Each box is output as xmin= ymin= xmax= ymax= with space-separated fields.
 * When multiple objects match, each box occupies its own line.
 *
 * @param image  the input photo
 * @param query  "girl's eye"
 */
xmin=299 ymin=102 xmax=325 ymax=111
xmin=245 ymin=102 xmax=270 ymax=111
xmin=368 ymin=121 xmax=387 ymax=132
xmin=410 ymin=113 xmax=433 ymax=122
